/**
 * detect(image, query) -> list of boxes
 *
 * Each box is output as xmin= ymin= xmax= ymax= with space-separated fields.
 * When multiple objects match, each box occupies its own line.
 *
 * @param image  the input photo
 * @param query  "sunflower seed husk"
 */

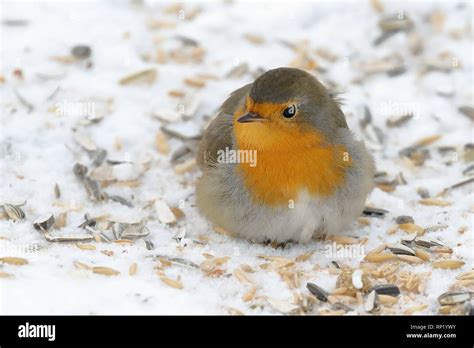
xmin=174 ymin=35 xmax=199 ymax=47
xmin=437 ymin=178 xmax=474 ymax=196
xmin=90 ymin=148 xmax=107 ymax=167
xmin=386 ymin=113 xmax=413 ymax=128
xmin=78 ymin=214 xmax=96 ymax=229
xmin=358 ymin=54 xmax=405 ymax=76
xmin=306 ymin=282 xmax=329 ymax=302
xmin=365 ymin=290 xmax=379 ymax=313
xmin=144 ymin=239 xmax=155 ymax=250
xmin=83 ymin=177 xmax=103 ymax=202
xmin=161 ymin=121 xmax=202 ymax=141
xmin=71 ymin=45 xmax=91 ymax=59
xmin=423 ymin=57 xmax=458 ymax=73
xmin=73 ymin=131 xmax=97 ymax=152
xmin=360 ymin=105 xmax=373 ymax=127
xmin=423 ymin=224 xmax=448 ymax=233
xmin=152 ymin=109 xmax=182 ymax=123
xmin=373 ymin=30 xmax=398 ymax=46
xmin=111 ymin=222 xmax=124 ymax=239
xmin=463 ymin=164 xmax=474 ymax=176
xmin=118 ymin=68 xmax=157 ymax=85
xmin=2 ymin=19 xmax=29 ymax=26
xmin=414 ymin=237 xmax=446 ymax=248
xmin=362 ymin=207 xmax=388 ymax=217
xmin=73 ymin=163 xmax=88 ymax=180
xmin=180 ymin=94 xmax=201 ymax=119
xmin=151 ymin=255 xmax=199 ymax=269
xmin=226 ymin=63 xmax=249 ymax=78
xmin=416 ymin=187 xmax=430 ymax=198
xmin=401 ymin=233 xmax=417 ymax=245
xmin=332 ymin=302 xmax=353 ymax=312
xmin=3 ymin=204 xmax=25 ymax=221
xmin=90 ymin=162 xmax=147 ymax=182
xmin=53 ymin=212 xmax=67 ymax=230
xmin=267 ymin=298 xmax=300 ymax=314
xmin=43 ymin=233 xmax=94 ymax=243
xmin=173 ymin=226 xmax=187 ymax=243
xmin=395 ymin=215 xmax=414 ymax=224
xmin=154 ymin=199 xmax=176 ymax=224
xmin=331 ymin=261 xmax=341 ymax=269
xmin=54 ymin=183 xmax=61 ymax=199
xmin=386 ymin=243 xmax=416 ymax=256
xmin=14 ymin=88 xmax=34 ymax=112
xmin=369 ymin=284 xmax=400 ymax=297
xmin=33 ymin=214 xmax=55 ymax=232
xmin=174 ymin=158 xmax=197 ymax=174
xmin=120 ymin=224 xmax=149 ymax=239
xmin=107 ymin=194 xmax=133 ymax=207
xmin=438 ymin=291 xmax=471 ymax=305
xmin=467 ymin=302 xmax=474 ymax=316
xmin=459 ymin=106 xmax=474 ymax=121
xmin=171 ymin=145 xmax=192 ymax=163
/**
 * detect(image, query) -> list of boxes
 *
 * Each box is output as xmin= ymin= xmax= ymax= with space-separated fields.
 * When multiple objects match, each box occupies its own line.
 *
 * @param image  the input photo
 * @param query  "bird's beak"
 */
xmin=237 ymin=112 xmax=264 ymax=123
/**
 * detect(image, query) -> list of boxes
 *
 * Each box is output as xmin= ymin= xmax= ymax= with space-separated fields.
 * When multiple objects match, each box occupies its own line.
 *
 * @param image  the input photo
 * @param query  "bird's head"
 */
xmin=234 ymin=67 xmax=345 ymax=150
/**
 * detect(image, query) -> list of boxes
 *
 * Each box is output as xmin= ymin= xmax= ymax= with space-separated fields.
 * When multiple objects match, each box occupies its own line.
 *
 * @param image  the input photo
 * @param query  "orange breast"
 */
xmin=233 ymin=109 xmax=351 ymax=207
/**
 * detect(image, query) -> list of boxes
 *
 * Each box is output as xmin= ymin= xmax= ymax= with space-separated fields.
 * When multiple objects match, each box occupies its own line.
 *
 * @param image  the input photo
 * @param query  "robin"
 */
xmin=196 ymin=67 xmax=375 ymax=243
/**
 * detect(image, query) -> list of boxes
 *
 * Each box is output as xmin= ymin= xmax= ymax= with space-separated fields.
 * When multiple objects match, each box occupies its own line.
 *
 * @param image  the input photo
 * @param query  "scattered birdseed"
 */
xmin=92 ymin=266 xmax=120 ymax=276
xmin=119 ymin=68 xmax=157 ymax=85
xmin=0 ymin=257 xmax=29 ymax=266
xmin=404 ymin=304 xmax=428 ymax=315
xmin=419 ymin=198 xmax=451 ymax=207
xmin=365 ymin=290 xmax=379 ymax=313
xmin=33 ymin=214 xmax=55 ymax=231
xmin=71 ymin=45 xmax=91 ymax=59
xmin=438 ymin=291 xmax=471 ymax=306
xmin=266 ymin=298 xmax=299 ymax=314
xmin=368 ymin=284 xmax=400 ymax=297
xmin=432 ymin=260 xmax=465 ymax=270
xmin=129 ymin=263 xmax=137 ymax=276
xmin=2 ymin=203 xmax=26 ymax=221
xmin=160 ymin=276 xmax=183 ymax=289
xmin=395 ymin=215 xmax=414 ymax=224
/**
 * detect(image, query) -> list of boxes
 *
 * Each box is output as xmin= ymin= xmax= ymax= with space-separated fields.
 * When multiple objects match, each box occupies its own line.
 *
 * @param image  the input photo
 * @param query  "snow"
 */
xmin=0 ymin=0 xmax=473 ymax=315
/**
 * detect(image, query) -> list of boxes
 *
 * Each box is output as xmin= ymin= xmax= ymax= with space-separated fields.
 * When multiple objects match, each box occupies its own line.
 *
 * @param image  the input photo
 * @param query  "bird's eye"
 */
xmin=283 ymin=104 xmax=297 ymax=118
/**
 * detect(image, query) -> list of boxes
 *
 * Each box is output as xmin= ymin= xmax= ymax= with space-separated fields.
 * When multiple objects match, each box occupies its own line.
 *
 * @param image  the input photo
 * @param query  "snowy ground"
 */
xmin=0 ymin=0 xmax=473 ymax=315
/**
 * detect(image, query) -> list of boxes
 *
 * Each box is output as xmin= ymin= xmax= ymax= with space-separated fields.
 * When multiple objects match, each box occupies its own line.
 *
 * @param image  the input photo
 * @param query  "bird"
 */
xmin=196 ymin=67 xmax=375 ymax=244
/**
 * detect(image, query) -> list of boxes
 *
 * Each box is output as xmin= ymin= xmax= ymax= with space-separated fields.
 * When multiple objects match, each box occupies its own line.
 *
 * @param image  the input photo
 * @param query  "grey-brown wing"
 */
xmin=197 ymin=83 xmax=252 ymax=170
